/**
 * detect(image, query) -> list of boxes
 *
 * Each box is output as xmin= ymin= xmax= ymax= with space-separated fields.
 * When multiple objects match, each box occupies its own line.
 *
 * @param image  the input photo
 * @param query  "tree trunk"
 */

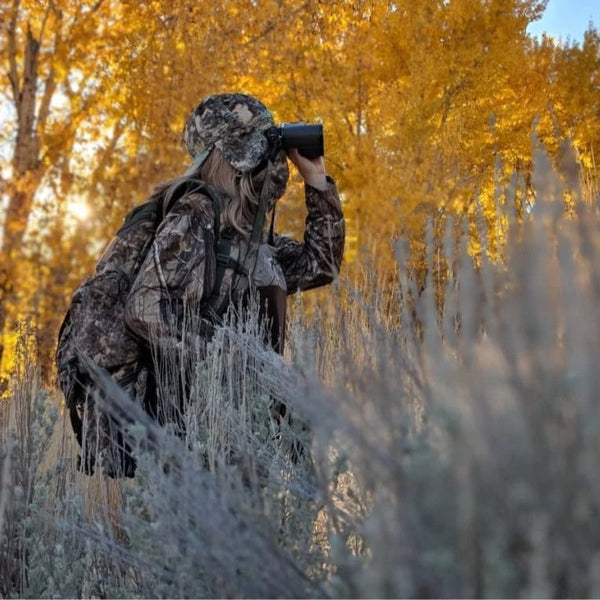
xmin=0 ymin=21 xmax=43 ymax=371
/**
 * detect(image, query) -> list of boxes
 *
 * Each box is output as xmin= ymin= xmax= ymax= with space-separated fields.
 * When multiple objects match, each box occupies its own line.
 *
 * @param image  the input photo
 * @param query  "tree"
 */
xmin=0 ymin=0 xmax=141 ymax=375
xmin=1 ymin=0 xmax=598 ymax=377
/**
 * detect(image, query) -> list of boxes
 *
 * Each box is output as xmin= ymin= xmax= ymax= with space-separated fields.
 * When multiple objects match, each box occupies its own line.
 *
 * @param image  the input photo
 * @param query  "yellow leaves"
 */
xmin=0 ymin=0 xmax=599 ymax=375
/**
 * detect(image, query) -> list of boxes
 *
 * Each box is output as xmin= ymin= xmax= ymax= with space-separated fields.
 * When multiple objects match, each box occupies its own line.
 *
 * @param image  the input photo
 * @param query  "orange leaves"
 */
xmin=0 ymin=0 xmax=599 ymax=374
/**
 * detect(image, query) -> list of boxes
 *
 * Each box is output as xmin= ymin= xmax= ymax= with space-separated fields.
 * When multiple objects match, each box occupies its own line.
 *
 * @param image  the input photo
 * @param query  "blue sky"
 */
xmin=527 ymin=0 xmax=600 ymax=43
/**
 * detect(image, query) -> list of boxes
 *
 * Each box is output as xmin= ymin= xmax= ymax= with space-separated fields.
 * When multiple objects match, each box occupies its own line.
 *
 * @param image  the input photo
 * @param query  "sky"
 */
xmin=527 ymin=0 xmax=600 ymax=43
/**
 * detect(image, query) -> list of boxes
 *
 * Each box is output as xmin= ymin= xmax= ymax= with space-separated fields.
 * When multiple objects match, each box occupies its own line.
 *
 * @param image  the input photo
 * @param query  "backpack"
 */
xmin=56 ymin=181 xmax=222 ymax=472
xmin=57 ymin=180 xmax=288 ymax=476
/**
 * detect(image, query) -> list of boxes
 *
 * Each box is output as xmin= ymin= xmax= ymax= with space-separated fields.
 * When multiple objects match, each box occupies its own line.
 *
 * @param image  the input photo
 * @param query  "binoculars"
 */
xmin=267 ymin=123 xmax=324 ymax=159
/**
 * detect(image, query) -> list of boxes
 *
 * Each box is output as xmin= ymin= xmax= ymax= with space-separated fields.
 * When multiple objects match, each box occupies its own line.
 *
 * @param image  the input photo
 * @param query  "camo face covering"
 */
xmin=251 ymin=149 xmax=289 ymax=205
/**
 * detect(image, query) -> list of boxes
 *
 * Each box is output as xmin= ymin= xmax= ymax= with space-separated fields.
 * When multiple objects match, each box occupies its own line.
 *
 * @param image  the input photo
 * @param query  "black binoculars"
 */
xmin=266 ymin=123 xmax=324 ymax=160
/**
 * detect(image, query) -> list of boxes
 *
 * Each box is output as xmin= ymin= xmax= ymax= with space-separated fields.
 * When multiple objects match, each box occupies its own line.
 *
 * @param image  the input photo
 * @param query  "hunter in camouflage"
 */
xmin=57 ymin=93 xmax=344 ymax=478
xmin=126 ymin=93 xmax=344 ymax=348
xmin=124 ymin=176 xmax=344 ymax=342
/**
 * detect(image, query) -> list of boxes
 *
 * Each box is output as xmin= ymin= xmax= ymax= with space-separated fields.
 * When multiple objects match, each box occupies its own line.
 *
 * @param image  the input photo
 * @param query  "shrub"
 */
xmin=2 ymin=155 xmax=600 ymax=598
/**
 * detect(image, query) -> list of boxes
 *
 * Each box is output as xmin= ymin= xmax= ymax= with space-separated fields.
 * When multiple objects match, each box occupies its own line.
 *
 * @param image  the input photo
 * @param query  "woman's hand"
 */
xmin=287 ymin=148 xmax=328 ymax=191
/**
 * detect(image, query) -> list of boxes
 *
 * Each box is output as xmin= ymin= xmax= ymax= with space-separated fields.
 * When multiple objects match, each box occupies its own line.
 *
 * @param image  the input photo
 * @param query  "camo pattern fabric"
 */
xmin=77 ymin=367 xmax=138 ymax=478
xmin=124 ymin=178 xmax=345 ymax=346
xmin=124 ymin=191 xmax=218 ymax=342
xmin=56 ymin=214 xmax=159 ymax=477
xmin=61 ymin=176 xmax=344 ymax=478
xmin=271 ymin=177 xmax=345 ymax=293
xmin=57 ymin=217 xmax=155 ymax=373
xmin=183 ymin=94 xmax=275 ymax=174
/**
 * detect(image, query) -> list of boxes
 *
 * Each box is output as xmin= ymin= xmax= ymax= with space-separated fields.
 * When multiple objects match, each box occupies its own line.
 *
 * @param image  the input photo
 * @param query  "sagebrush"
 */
xmin=2 ymin=158 xmax=600 ymax=598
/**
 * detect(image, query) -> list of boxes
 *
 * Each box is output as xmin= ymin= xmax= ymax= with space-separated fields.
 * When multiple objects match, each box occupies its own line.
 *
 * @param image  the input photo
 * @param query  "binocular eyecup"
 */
xmin=266 ymin=123 xmax=324 ymax=160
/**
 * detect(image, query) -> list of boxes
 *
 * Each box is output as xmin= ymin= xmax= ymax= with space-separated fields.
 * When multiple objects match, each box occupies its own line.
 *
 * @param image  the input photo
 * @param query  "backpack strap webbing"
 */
xmin=249 ymin=160 xmax=273 ymax=252
xmin=117 ymin=180 xmax=221 ymax=236
xmin=205 ymin=227 xmax=248 ymax=319
xmin=215 ymin=228 xmax=248 ymax=290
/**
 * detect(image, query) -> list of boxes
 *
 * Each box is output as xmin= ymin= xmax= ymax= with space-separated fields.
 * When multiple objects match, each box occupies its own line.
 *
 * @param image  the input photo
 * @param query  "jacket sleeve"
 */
xmin=124 ymin=192 xmax=217 ymax=344
xmin=271 ymin=177 xmax=345 ymax=294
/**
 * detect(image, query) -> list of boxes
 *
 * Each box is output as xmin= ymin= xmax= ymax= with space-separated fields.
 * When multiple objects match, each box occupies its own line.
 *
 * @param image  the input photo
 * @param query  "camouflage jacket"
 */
xmin=60 ymin=177 xmax=343 ymax=477
xmin=123 ymin=177 xmax=345 ymax=348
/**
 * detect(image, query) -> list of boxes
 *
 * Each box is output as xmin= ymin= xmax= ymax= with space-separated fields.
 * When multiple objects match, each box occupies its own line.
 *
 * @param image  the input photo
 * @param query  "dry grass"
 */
xmin=1 ymin=151 xmax=600 ymax=598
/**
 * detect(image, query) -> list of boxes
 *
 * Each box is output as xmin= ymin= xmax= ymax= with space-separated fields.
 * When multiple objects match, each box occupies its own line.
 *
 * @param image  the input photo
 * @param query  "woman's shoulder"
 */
xmin=168 ymin=186 xmax=219 ymax=228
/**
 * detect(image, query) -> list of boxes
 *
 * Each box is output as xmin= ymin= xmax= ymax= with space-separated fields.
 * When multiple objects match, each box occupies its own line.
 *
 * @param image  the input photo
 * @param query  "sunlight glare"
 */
xmin=67 ymin=197 xmax=91 ymax=221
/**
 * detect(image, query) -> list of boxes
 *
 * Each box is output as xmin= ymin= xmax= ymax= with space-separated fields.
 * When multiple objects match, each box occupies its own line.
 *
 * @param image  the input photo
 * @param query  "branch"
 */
xmin=36 ymin=65 xmax=55 ymax=134
xmin=13 ymin=24 xmax=41 ymax=174
xmin=7 ymin=0 xmax=21 ymax=103
xmin=91 ymin=118 xmax=128 ymax=187
xmin=36 ymin=25 xmax=60 ymax=133
xmin=37 ymin=0 xmax=53 ymax=49
xmin=38 ymin=83 xmax=104 ymax=167
xmin=91 ymin=0 xmax=105 ymax=13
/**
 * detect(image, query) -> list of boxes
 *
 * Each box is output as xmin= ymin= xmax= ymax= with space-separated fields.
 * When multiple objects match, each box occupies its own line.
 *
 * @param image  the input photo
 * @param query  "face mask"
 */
xmin=251 ymin=149 xmax=289 ymax=204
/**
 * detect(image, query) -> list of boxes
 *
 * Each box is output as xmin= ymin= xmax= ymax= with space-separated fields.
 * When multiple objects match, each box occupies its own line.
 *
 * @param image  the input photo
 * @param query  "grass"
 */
xmin=1 ymin=152 xmax=600 ymax=598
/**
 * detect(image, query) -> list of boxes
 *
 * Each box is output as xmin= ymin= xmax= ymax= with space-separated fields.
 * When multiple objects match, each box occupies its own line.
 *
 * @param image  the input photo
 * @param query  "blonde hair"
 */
xmin=200 ymin=148 xmax=260 ymax=237
xmin=149 ymin=149 xmax=263 ymax=238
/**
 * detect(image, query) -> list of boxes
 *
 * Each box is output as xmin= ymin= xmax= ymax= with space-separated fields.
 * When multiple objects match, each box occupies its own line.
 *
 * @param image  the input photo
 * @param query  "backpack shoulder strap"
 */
xmin=215 ymin=228 xmax=248 ymax=290
xmin=117 ymin=200 xmax=158 ymax=235
xmin=117 ymin=179 xmax=221 ymax=235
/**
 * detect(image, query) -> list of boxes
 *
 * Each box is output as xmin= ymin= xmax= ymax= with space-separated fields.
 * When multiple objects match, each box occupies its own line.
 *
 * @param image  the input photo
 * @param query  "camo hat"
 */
xmin=183 ymin=93 xmax=275 ymax=174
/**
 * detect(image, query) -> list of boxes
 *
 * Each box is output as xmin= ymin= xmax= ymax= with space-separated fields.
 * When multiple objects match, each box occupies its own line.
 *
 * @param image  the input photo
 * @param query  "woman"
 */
xmin=126 ymin=94 xmax=344 ymax=348
xmin=73 ymin=93 xmax=344 ymax=477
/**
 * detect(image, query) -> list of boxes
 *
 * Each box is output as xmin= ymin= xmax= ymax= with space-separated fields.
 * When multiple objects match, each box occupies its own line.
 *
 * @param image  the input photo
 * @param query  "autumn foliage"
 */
xmin=1 ymin=0 xmax=599 ymax=380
